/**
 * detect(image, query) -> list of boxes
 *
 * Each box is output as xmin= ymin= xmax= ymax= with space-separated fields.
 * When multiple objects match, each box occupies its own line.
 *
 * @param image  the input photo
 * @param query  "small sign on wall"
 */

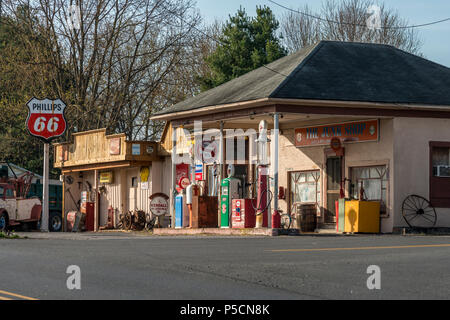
xmin=59 ymin=145 xmax=69 ymax=161
xmin=140 ymin=166 xmax=150 ymax=190
xmin=195 ymin=164 xmax=203 ymax=181
xmin=99 ymin=171 xmax=113 ymax=184
xmin=132 ymin=144 xmax=141 ymax=155
xmin=109 ymin=138 xmax=121 ymax=155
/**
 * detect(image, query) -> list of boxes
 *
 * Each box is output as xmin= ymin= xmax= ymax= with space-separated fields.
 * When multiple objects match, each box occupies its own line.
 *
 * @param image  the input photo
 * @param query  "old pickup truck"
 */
xmin=0 ymin=168 xmax=42 ymax=232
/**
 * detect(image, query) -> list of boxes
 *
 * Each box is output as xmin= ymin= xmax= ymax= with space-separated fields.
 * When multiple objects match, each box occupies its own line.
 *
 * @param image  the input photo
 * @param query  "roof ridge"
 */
xmin=388 ymin=44 xmax=450 ymax=71
xmin=174 ymin=49 xmax=295 ymax=104
xmin=269 ymin=41 xmax=325 ymax=98
xmin=320 ymin=40 xmax=450 ymax=70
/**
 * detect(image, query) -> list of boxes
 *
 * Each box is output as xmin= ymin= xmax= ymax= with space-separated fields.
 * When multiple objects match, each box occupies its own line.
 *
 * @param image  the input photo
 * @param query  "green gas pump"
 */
xmin=220 ymin=165 xmax=241 ymax=228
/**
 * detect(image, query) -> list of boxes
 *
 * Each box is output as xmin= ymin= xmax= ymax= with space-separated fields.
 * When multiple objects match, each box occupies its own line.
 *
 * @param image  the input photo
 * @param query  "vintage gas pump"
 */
xmin=186 ymin=171 xmax=200 ymax=228
xmin=254 ymin=120 xmax=272 ymax=228
xmin=175 ymin=188 xmax=184 ymax=228
xmin=220 ymin=165 xmax=241 ymax=228
xmin=175 ymin=176 xmax=190 ymax=228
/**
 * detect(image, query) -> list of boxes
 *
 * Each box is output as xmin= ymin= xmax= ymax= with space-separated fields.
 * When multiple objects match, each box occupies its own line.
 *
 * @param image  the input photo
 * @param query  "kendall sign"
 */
xmin=26 ymin=97 xmax=67 ymax=141
xmin=295 ymin=119 xmax=379 ymax=147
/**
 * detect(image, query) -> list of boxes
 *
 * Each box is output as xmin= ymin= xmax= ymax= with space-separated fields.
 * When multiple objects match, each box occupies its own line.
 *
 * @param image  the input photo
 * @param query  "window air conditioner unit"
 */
xmin=435 ymin=165 xmax=450 ymax=177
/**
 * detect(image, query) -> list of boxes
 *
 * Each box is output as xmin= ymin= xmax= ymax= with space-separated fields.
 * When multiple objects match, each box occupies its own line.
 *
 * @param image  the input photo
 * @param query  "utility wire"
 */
xmin=163 ymin=5 xmax=289 ymax=78
xmin=268 ymin=0 xmax=450 ymax=29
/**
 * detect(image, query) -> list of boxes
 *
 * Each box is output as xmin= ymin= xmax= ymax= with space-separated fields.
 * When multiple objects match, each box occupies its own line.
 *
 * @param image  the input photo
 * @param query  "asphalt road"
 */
xmin=1 ymin=233 xmax=450 ymax=300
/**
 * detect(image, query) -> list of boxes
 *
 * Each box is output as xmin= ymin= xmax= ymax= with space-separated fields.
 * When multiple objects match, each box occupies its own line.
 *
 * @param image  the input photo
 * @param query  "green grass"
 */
xmin=0 ymin=231 xmax=21 ymax=239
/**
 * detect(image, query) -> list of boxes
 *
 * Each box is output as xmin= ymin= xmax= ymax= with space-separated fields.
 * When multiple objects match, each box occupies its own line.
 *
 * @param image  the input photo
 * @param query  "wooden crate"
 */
xmin=191 ymin=196 xmax=218 ymax=228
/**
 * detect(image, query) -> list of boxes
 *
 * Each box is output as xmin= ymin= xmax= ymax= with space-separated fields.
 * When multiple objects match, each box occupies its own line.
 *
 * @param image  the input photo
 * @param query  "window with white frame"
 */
xmin=289 ymin=170 xmax=321 ymax=207
xmin=351 ymin=166 xmax=388 ymax=214
xmin=432 ymin=146 xmax=450 ymax=177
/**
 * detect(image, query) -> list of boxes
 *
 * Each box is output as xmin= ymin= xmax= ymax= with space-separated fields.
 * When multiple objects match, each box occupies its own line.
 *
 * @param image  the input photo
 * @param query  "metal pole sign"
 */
xmin=26 ymin=98 xmax=67 ymax=140
xmin=26 ymin=97 xmax=67 ymax=232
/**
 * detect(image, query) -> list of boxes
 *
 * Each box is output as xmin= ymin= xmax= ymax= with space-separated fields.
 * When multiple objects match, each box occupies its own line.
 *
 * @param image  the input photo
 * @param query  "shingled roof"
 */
xmin=155 ymin=41 xmax=450 ymax=117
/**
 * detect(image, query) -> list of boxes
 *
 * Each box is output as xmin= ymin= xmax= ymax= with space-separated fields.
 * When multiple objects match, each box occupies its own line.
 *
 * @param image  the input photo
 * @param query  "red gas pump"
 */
xmin=231 ymin=166 xmax=272 ymax=229
xmin=231 ymin=199 xmax=256 ymax=228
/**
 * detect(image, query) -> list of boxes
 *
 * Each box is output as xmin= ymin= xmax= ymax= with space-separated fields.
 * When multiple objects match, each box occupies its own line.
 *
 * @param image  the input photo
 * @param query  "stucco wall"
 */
xmin=278 ymin=118 xmax=394 ymax=232
xmin=393 ymin=117 xmax=450 ymax=228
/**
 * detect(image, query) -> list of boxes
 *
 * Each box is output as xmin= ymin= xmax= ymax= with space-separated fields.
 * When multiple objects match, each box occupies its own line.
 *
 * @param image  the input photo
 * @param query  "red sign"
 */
xmin=176 ymin=164 xmax=189 ymax=192
xmin=179 ymin=177 xmax=190 ymax=189
xmin=295 ymin=119 xmax=379 ymax=147
xmin=26 ymin=98 xmax=67 ymax=141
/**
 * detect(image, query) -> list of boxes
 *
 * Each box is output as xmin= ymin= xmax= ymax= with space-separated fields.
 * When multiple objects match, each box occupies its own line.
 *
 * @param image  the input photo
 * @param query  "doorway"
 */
xmin=127 ymin=169 xmax=139 ymax=211
xmin=325 ymin=157 xmax=342 ymax=224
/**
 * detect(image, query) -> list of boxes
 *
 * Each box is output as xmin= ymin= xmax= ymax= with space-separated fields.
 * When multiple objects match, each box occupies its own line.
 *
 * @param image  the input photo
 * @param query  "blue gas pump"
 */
xmin=175 ymin=193 xmax=184 ymax=228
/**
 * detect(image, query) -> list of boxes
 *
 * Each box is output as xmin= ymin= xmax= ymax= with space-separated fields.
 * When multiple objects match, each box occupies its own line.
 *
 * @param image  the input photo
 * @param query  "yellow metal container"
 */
xmin=344 ymin=201 xmax=380 ymax=233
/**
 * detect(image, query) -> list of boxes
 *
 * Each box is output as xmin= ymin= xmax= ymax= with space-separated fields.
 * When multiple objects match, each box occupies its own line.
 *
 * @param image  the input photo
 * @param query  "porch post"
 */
xmin=62 ymin=176 xmax=65 ymax=232
xmin=94 ymin=169 xmax=99 ymax=232
xmin=219 ymin=121 xmax=225 ymax=227
xmin=272 ymin=113 xmax=280 ymax=228
xmin=171 ymin=125 xmax=177 ymax=228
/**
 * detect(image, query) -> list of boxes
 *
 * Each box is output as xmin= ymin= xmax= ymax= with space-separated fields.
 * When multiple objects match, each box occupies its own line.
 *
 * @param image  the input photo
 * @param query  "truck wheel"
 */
xmin=49 ymin=212 xmax=62 ymax=232
xmin=0 ymin=212 xmax=8 ymax=232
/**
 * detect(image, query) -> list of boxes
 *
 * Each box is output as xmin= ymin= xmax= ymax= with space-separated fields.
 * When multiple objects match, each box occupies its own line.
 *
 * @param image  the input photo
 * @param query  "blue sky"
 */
xmin=196 ymin=0 xmax=450 ymax=67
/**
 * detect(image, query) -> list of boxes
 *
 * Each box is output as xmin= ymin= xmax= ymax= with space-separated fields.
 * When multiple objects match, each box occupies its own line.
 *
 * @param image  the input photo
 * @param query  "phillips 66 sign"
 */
xmin=26 ymin=97 xmax=67 ymax=141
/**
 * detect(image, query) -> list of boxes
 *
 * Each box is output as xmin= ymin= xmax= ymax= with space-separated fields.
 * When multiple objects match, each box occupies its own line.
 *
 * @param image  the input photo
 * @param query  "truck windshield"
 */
xmin=0 ymin=186 xmax=4 ymax=197
xmin=5 ymin=188 xmax=14 ymax=198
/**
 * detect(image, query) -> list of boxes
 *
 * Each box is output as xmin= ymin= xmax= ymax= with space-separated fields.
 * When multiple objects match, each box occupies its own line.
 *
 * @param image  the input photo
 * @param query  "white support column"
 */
xmin=41 ymin=143 xmax=49 ymax=232
xmin=94 ymin=169 xmax=99 ymax=232
xmin=171 ymin=126 xmax=177 ymax=228
xmin=273 ymin=113 xmax=280 ymax=227
xmin=218 ymin=121 xmax=225 ymax=227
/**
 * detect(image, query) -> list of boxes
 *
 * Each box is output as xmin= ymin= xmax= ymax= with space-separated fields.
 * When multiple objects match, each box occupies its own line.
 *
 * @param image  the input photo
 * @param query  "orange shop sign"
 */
xmin=295 ymin=120 xmax=379 ymax=147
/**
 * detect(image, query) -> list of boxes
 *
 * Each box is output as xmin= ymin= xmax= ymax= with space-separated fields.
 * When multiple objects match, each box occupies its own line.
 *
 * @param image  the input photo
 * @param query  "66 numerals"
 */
xmin=33 ymin=116 xmax=60 ymax=133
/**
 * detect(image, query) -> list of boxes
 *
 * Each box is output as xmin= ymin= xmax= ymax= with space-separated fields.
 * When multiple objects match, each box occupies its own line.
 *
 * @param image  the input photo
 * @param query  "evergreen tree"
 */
xmin=199 ymin=6 xmax=286 ymax=91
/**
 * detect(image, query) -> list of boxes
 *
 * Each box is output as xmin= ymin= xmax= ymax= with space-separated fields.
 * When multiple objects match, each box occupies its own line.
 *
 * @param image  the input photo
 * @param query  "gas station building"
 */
xmin=151 ymin=41 xmax=450 ymax=233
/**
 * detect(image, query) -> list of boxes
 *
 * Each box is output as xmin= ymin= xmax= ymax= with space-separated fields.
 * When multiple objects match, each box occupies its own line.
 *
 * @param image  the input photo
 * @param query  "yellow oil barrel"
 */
xmin=344 ymin=201 xmax=380 ymax=233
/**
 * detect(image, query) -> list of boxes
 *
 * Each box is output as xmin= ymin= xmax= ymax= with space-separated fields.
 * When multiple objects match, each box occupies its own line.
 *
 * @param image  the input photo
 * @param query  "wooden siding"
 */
xmin=159 ymin=122 xmax=173 ymax=155
xmin=54 ymin=129 xmax=161 ymax=168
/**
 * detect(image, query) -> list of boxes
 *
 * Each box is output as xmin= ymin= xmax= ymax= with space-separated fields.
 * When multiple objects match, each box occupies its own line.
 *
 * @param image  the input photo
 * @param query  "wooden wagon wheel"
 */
xmin=123 ymin=211 xmax=132 ymax=230
xmin=402 ymin=195 xmax=437 ymax=228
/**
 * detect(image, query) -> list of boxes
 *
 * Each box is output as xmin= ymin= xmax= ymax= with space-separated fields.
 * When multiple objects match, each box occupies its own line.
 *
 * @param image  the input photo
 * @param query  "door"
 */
xmin=128 ymin=170 xmax=139 ymax=211
xmin=326 ymin=157 xmax=342 ymax=224
xmin=99 ymin=189 xmax=109 ymax=226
